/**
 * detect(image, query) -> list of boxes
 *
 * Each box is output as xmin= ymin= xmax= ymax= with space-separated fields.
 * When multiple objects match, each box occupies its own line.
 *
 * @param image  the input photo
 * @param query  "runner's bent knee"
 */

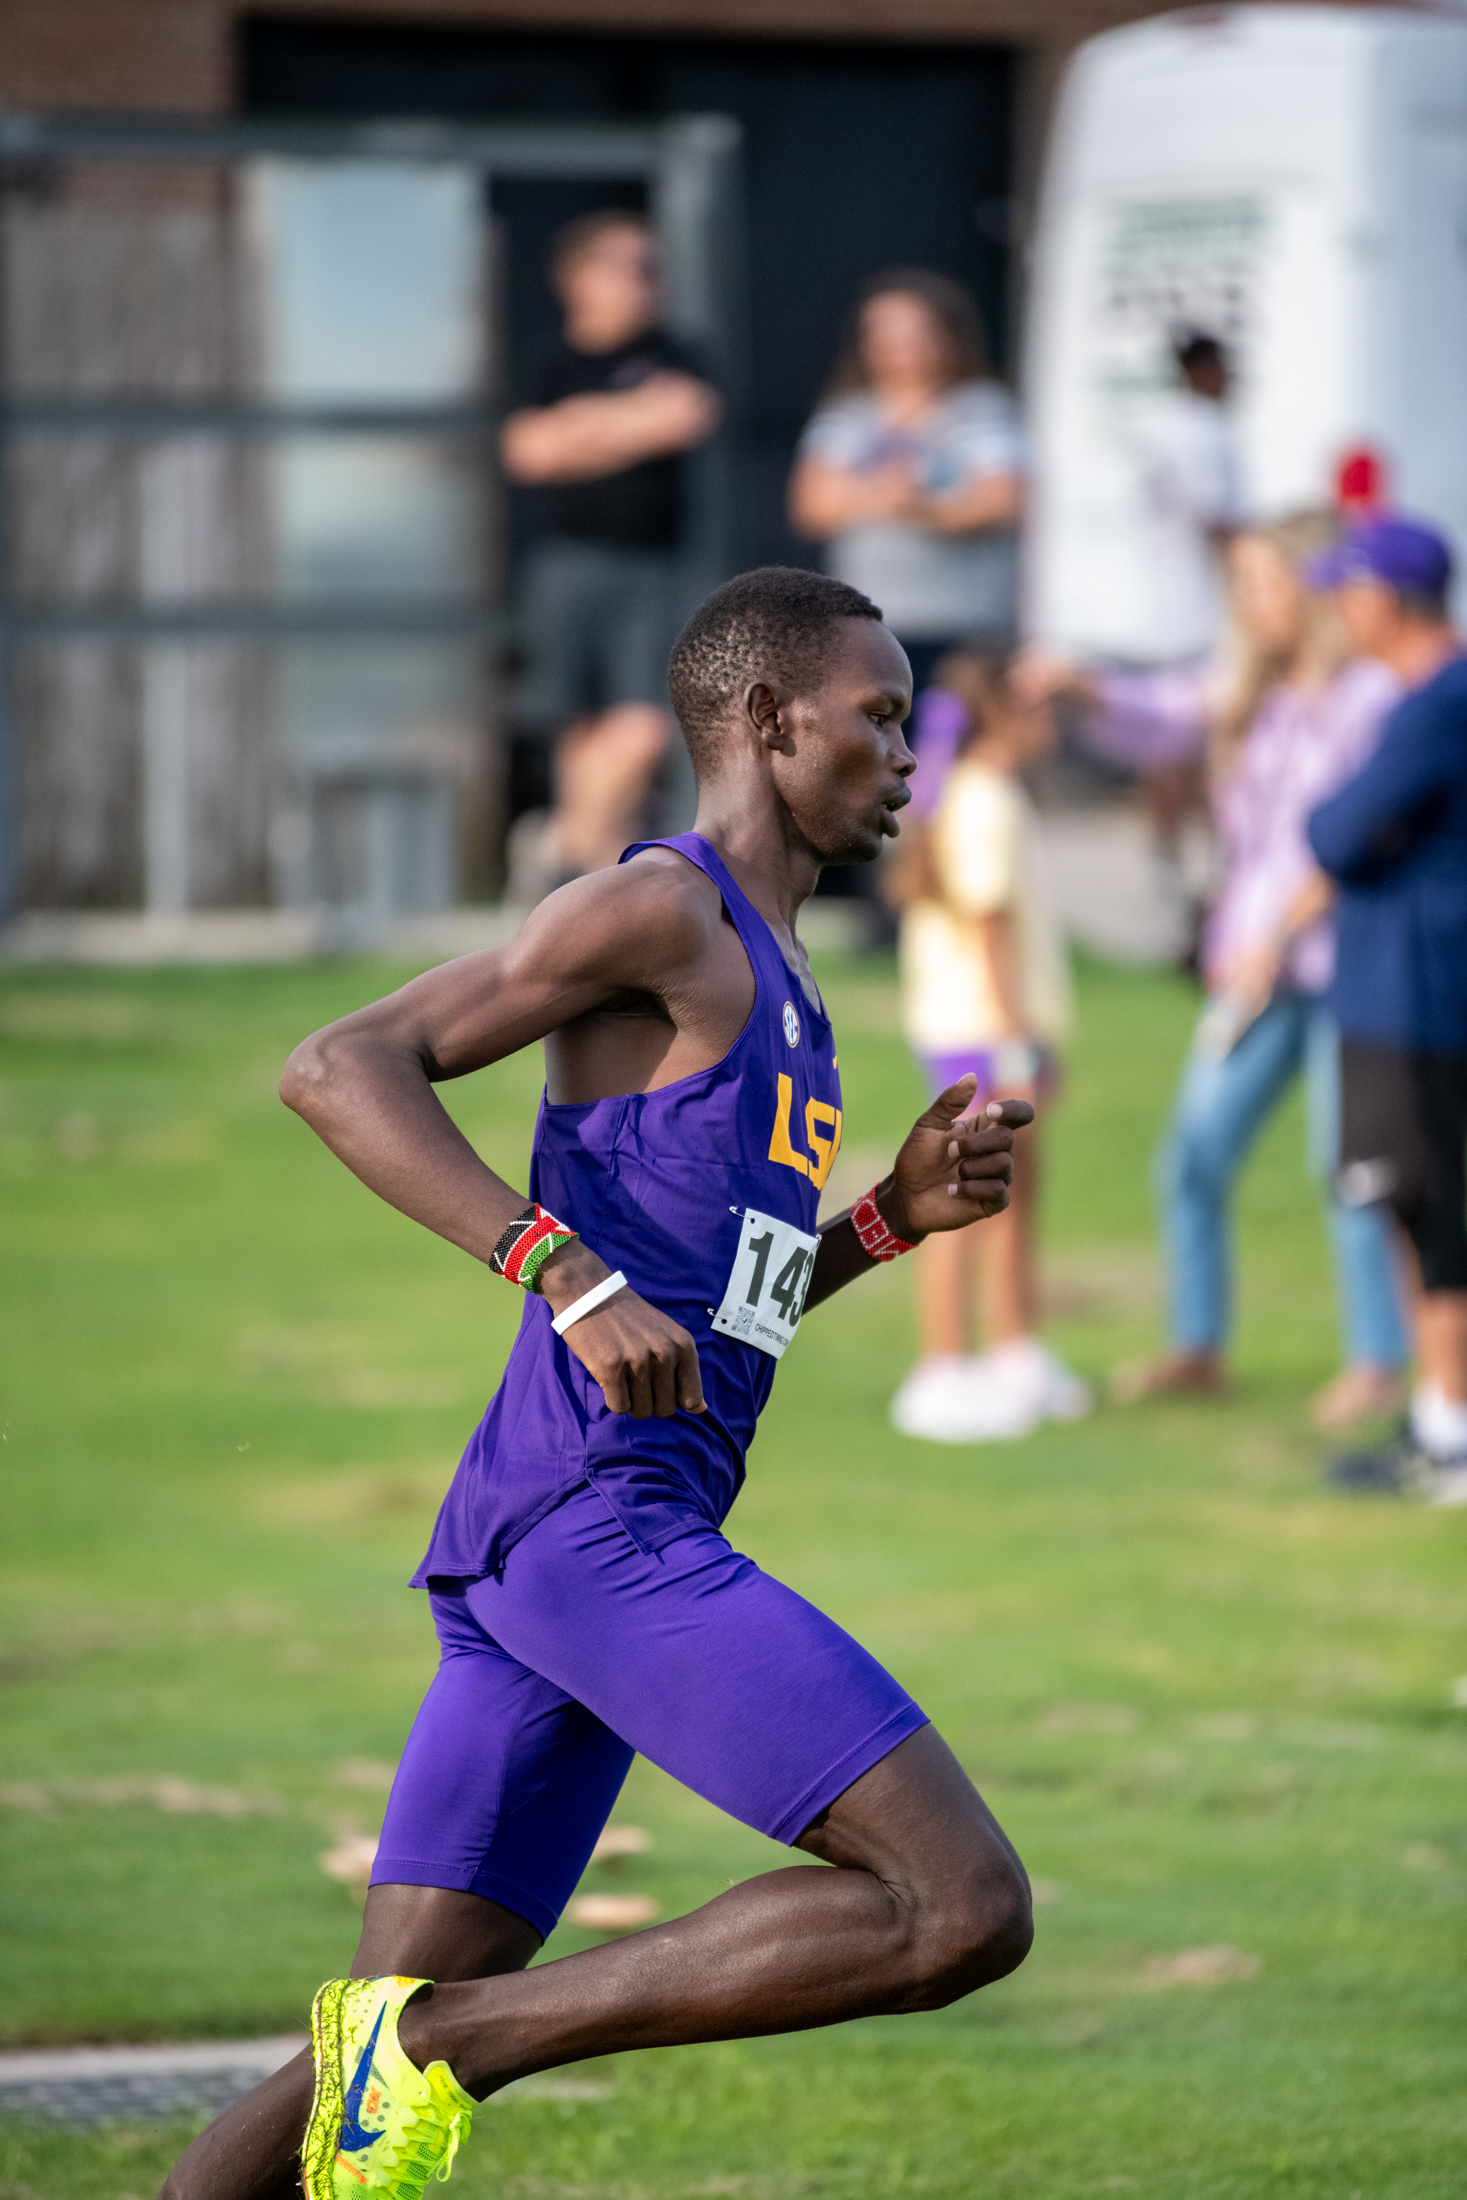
xmin=895 ymin=1842 xmax=1034 ymax=2009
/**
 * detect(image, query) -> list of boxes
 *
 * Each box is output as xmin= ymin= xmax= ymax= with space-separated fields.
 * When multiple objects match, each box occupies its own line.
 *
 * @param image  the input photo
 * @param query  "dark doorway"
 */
xmin=242 ymin=19 xmax=1018 ymax=573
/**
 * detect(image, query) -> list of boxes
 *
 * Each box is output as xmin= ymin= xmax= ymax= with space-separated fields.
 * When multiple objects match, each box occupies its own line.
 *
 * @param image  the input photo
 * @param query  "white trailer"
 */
xmin=1025 ymin=4 xmax=1467 ymax=659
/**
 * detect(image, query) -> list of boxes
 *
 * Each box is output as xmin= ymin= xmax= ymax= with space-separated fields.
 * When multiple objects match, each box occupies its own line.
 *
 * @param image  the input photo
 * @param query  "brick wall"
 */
xmin=0 ymin=0 xmax=1398 ymax=119
xmin=0 ymin=1 xmax=232 ymax=113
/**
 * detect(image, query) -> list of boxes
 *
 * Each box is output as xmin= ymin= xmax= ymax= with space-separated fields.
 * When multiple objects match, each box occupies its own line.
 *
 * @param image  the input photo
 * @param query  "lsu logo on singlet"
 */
xmin=768 ymin=996 xmax=841 ymax=1189
xmin=768 ymin=1073 xmax=841 ymax=1189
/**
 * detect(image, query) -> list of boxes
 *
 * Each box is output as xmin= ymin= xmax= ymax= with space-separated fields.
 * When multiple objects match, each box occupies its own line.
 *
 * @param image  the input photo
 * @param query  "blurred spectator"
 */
xmin=1130 ymin=331 xmax=1246 ymax=664
xmin=1019 ymin=511 xmax=1409 ymax=1427
xmin=1121 ymin=330 xmax=1248 ymax=954
xmin=787 ymin=268 xmax=1024 ymax=736
xmin=502 ymin=211 xmax=721 ymax=889
xmin=1306 ymin=519 xmax=1467 ymax=1500
xmin=884 ymin=649 xmax=1089 ymax=1444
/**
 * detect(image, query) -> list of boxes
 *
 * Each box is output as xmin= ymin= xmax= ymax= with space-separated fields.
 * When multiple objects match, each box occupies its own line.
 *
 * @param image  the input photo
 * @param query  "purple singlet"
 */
xmin=413 ymin=833 xmax=844 ymax=1585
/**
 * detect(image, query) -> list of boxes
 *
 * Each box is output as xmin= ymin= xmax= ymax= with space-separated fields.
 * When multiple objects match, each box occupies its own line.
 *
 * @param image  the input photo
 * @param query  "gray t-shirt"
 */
xmin=798 ymin=379 xmax=1026 ymax=640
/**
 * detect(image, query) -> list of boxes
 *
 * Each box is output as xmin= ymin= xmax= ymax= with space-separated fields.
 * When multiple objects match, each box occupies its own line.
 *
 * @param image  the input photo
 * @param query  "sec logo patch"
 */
xmin=782 ymin=1000 xmax=801 ymax=1050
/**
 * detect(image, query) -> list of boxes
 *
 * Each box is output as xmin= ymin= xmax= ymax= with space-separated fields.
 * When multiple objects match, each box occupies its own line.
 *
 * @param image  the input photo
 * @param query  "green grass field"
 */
xmin=2 ymin=949 xmax=1464 ymax=2200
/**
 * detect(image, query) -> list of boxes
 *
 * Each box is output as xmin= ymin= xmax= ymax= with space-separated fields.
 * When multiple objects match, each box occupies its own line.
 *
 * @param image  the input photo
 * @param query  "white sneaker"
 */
xmin=889 ymin=1356 xmax=1038 ymax=1443
xmin=944 ymin=1376 xmax=1042 ymax=1443
xmin=983 ymin=1337 xmax=1093 ymax=1424
xmin=890 ymin=1357 xmax=977 ymax=1440
xmin=1428 ymin=1460 xmax=1467 ymax=1507
xmin=1412 ymin=1381 xmax=1467 ymax=1463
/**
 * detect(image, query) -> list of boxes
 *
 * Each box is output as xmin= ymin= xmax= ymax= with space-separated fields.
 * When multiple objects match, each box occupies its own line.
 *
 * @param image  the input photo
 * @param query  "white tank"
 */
xmin=1025 ymin=5 xmax=1467 ymax=658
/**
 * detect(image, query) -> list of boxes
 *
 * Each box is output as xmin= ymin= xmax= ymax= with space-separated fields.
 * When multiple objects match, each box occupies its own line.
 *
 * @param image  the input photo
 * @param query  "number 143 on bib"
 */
xmin=712 ymin=1207 xmax=820 ymax=1361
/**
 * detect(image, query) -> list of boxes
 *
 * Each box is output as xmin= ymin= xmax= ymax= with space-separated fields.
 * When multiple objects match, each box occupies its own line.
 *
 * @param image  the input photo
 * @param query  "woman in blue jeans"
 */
xmin=1024 ymin=511 xmax=1409 ymax=1426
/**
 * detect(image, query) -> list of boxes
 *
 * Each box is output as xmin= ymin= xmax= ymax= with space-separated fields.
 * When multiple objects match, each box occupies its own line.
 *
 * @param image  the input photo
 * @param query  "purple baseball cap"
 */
xmin=1307 ymin=515 xmax=1454 ymax=595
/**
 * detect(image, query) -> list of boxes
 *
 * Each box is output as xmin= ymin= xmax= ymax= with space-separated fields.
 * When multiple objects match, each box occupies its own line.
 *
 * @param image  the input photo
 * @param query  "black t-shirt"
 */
xmin=519 ymin=329 xmax=707 ymax=551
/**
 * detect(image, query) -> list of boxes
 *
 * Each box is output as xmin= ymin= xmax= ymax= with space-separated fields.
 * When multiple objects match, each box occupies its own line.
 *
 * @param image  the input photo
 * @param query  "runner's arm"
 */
xmin=804 ymin=1087 xmax=1033 ymax=1310
xmin=279 ymin=866 xmax=715 ymax=1419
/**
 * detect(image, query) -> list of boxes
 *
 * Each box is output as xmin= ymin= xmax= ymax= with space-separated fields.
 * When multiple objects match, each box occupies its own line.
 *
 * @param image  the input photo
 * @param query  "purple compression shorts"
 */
xmin=373 ymin=1481 xmax=928 ymax=1940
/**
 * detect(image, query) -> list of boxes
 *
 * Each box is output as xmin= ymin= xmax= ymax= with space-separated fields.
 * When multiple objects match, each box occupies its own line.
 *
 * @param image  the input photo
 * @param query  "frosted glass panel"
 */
xmin=250 ymin=161 xmax=482 ymax=400
xmin=273 ymin=438 xmax=473 ymax=598
xmin=250 ymin=158 xmax=484 ymax=603
xmin=246 ymin=157 xmax=489 ymax=917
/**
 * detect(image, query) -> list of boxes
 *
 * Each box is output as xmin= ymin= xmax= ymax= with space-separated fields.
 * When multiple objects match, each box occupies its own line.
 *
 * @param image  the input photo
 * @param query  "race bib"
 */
xmin=712 ymin=1207 xmax=819 ymax=1361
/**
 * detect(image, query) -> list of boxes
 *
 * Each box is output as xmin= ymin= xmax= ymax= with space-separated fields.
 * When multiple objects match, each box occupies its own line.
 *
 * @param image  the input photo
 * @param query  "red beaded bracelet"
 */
xmin=851 ymin=1185 xmax=918 ymax=1262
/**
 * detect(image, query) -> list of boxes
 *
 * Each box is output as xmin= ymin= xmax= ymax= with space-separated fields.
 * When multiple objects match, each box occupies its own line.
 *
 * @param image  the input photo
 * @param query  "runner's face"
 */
xmin=777 ymin=620 xmax=915 ymax=865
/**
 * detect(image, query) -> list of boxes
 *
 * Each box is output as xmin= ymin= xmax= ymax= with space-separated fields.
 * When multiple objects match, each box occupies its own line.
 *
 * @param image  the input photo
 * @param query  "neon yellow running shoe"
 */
xmin=302 ymin=1974 xmax=475 ymax=2198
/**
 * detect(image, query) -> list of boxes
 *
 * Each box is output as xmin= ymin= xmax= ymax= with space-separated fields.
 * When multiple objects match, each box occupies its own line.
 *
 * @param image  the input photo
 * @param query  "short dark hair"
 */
xmin=668 ymin=566 xmax=885 ymax=770
xmin=548 ymin=208 xmax=653 ymax=279
xmin=1174 ymin=330 xmax=1226 ymax=375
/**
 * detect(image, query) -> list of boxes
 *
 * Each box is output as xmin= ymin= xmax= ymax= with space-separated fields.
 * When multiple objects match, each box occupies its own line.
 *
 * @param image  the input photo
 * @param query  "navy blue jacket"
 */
xmin=1307 ymin=653 xmax=1467 ymax=1053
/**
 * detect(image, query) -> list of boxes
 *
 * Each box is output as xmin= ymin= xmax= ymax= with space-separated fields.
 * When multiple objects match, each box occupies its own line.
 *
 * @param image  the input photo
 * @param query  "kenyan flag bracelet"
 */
xmin=489 ymin=1203 xmax=578 ymax=1291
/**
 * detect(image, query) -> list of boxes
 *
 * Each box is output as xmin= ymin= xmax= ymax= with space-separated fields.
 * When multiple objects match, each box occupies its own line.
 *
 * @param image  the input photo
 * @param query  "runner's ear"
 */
xmin=746 ymin=680 xmax=794 ymax=751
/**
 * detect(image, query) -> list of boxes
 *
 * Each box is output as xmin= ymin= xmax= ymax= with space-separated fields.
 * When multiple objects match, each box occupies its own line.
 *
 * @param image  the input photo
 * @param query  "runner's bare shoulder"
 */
xmin=510 ymin=846 xmax=724 ymax=995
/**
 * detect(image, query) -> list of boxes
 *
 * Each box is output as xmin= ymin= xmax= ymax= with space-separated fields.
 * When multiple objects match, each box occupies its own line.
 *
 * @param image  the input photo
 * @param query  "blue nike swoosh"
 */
xmin=339 ymin=2002 xmax=387 ymax=2155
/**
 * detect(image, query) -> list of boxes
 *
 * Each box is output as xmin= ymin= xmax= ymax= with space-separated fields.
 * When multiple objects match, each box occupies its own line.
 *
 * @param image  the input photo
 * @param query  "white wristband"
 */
xmin=550 ymin=1269 xmax=628 ymax=1336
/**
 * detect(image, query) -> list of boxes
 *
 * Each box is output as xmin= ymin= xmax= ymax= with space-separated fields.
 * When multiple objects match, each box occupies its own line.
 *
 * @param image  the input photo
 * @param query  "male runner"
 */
xmin=163 ymin=566 xmax=1034 ymax=2200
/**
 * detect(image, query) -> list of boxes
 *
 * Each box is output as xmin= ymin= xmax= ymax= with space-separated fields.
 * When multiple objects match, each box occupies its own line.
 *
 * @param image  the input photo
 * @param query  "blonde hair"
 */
xmin=1213 ymin=510 xmax=1349 ymax=770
